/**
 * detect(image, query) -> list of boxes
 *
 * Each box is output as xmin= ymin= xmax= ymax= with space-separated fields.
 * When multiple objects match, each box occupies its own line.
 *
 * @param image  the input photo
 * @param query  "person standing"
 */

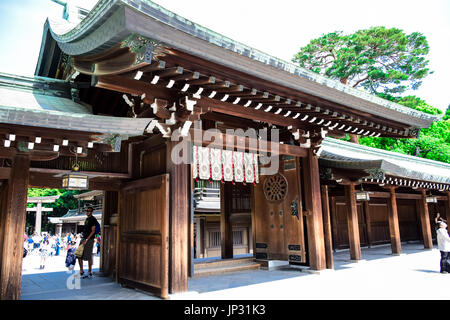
xmin=436 ymin=221 xmax=450 ymax=274
xmin=55 ymin=236 xmax=61 ymax=256
xmin=77 ymin=207 xmax=98 ymax=279
xmin=39 ymin=240 xmax=50 ymax=269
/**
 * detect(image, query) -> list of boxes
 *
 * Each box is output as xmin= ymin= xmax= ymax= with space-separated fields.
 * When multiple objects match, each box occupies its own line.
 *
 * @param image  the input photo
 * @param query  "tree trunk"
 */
xmin=349 ymin=134 xmax=359 ymax=144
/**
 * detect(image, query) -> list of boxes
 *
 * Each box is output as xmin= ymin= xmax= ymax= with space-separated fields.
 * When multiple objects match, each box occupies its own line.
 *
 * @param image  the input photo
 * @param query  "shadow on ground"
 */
xmin=21 ymin=268 xmax=160 ymax=300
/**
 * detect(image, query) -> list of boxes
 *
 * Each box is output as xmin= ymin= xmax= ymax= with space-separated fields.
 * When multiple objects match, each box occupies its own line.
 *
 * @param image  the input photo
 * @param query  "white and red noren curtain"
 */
xmin=192 ymin=145 xmax=259 ymax=184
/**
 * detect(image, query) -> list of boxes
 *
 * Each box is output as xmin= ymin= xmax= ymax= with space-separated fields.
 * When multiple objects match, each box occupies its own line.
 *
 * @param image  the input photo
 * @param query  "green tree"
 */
xmin=443 ymin=105 xmax=450 ymax=120
xmin=292 ymin=26 xmax=432 ymax=95
xmin=357 ymin=96 xmax=449 ymax=163
xmin=27 ymin=188 xmax=82 ymax=233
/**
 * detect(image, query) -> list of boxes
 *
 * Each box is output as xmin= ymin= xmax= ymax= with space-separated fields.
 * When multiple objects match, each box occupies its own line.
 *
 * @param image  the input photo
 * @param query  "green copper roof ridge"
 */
xmin=322 ymin=137 xmax=450 ymax=170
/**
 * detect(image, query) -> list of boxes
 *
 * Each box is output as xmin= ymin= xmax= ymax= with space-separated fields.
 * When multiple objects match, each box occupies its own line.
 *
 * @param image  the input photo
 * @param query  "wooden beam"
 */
xmin=120 ymin=175 xmax=164 ymax=192
xmin=95 ymin=75 xmax=176 ymax=102
xmin=186 ymin=76 xmax=215 ymax=85
xmin=387 ymin=187 xmax=402 ymax=254
xmin=187 ymin=128 xmax=308 ymax=158
xmin=193 ymin=95 xmax=301 ymax=128
xmin=155 ymin=66 xmax=183 ymax=78
xmin=321 ymin=185 xmax=334 ymax=269
xmin=139 ymin=60 xmax=166 ymax=73
xmin=28 ymin=173 xmax=122 ymax=191
xmin=418 ymin=189 xmax=433 ymax=249
xmin=140 ymin=98 xmax=170 ymax=119
xmin=301 ymin=150 xmax=326 ymax=270
xmin=220 ymin=183 xmax=233 ymax=259
xmin=28 ymin=168 xmax=131 ymax=179
xmin=345 ymin=184 xmax=361 ymax=261
xmin=0 ymin=154 xmax=30 ymax=300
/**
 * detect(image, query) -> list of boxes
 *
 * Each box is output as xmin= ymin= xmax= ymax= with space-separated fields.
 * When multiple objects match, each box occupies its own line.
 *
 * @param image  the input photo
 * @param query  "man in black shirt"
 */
xmin=78 ymin=207 xmax=98 ymax=278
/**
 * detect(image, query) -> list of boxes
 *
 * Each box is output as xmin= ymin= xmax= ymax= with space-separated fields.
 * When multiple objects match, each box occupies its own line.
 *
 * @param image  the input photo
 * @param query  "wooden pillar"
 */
xmin=115 ymin=191 xmax=122 ymax=283
xmin=387 ymin=187 xmax=402 ymax=254
xmin=330 ymin=196 xmax=339 ymax=249
xmin=101 ymin=191 xmax=118 ymax=275
xmin=344 ymin=184 xmax=361 ymax=261
xmin=320 ymin=185 xmax=334 ymax=269
xmin=166 ymin=140 xmax=189 ymax=293
xmin=201 ymin=218 xmax=207 ymax=258
xmin=418 ymin=189 xmax=433 ymax=249
xmin=446 ymin=192 xmax=450 ymax=220
xmin=188 ymin=168 xmax=194 ymax=277
xmin=0 ymin=154 xmax=30 ymax=300
xmin=363 ymin=201 xmax=373 ymax=247
xmin=220 ymin=183 xmax=233 ymax=259
xmin=251 ymin=185 xmax=256 ymax=256
xmin=301 ymin=149 xmax=326 ymax=270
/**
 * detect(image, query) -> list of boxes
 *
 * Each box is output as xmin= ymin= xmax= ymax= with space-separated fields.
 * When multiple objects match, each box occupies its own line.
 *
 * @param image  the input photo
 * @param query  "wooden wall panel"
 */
xmin=141 ymin=145 xmax=166 ymax=178
xmin=368 ymin=203 xmax=390 ymax=245
xmin=333 ymin=198 xmax=370 ymax=249
xmin=398 ymin=199 xmax=420 ymax=241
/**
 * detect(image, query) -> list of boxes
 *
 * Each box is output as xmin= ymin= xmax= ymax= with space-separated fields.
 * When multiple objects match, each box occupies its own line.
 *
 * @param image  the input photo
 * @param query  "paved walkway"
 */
xmin=20 ymin=242 xmax=450 ymax=300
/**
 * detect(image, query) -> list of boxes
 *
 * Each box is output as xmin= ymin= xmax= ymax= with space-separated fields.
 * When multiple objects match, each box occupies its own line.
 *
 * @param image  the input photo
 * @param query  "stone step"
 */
xmin=194 ymin=257 xmax=255 ymax=270
xmin=194 ymin=262 xmax=261 ymax=277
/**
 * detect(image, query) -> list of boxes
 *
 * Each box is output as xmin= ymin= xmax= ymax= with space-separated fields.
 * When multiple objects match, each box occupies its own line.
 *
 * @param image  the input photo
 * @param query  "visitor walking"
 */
xmin=65 ymin=241 xmax=77 ymax=271
xmin=436 ymin=221 xmax=450 ymax=274
xmin=77 ymin=207 xmax=99 ymax=279
xmin=39 ymin=240 xmax=51 ymax=269
xmin=55 ymin=236 xmax=61 ymax=256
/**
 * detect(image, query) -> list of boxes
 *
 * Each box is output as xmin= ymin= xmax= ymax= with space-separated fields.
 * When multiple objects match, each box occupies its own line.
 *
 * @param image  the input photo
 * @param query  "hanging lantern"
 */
xmin=355 ymin=184 xmax=370 ymax=201
xmin=62 ymin=162 xmax=89 ymax=190
xmin=355 ymin=191 xmax=370 ymax=201
xmin=426 ymin=196 xmax=438 ymax=203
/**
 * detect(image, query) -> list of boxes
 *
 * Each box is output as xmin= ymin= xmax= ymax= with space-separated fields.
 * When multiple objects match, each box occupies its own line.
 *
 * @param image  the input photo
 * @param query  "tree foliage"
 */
xmin=292 ymin=26 xmax=432 ymax=95
xmin=293 ymin=26 xmax=448 ymax=163
xmin=356 ymin=97 xmax=449 ymax=163
xmin=27 ymin=188 xmax=83 ymax=234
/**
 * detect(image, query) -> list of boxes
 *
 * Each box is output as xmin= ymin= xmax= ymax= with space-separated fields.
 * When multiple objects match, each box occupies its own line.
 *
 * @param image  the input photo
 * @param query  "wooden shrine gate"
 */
xmin=253 ymin=158 xmax=307 ymax=264
xmin=117 ymin=174 xmax=169 ymax=298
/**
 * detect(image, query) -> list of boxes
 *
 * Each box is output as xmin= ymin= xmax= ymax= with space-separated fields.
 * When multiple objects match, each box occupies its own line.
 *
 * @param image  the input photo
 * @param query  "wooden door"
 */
xmin=254 ymin=160 xmax=306 ymax=263
xmin=118 ymin=174 xmax=169 ymax=298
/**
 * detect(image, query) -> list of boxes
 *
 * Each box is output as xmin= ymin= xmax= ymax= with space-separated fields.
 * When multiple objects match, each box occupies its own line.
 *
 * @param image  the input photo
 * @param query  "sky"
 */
xmin=0 ymin=0 xmax=448 ymax=111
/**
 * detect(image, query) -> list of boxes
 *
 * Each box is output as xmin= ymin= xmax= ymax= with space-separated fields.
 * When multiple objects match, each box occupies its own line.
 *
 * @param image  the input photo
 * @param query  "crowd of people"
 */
xmin=23 ymin=232 xmax=101 ymax=270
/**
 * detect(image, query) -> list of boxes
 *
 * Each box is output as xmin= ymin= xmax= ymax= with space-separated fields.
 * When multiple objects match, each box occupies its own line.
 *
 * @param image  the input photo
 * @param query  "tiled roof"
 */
xmin=46 ymin=0 xmax=440 ymax=129
xmin=319 ymin=138 xmax=450 ymax=184
xmin=0 ymin=72 xmax=153 ymax=136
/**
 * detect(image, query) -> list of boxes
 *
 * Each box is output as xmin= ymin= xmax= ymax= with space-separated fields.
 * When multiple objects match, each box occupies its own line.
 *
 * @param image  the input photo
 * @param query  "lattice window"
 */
xmin=232 ymin=230 xmax=244 ymax=245
xmin=263 ymin=173 xmax=288 ymax=202
xmin=209 ymin=231 xmax=221 ymax=248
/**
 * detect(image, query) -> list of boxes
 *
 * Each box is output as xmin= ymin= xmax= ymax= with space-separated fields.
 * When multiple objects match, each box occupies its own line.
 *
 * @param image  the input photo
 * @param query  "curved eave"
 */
xmin=0 ymin=73 xmax=153 ymax=137
xmin=45 ymin=0 xmax=439 ymax=130
xmin=319 ymin=138 xmax=450 ymax=185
